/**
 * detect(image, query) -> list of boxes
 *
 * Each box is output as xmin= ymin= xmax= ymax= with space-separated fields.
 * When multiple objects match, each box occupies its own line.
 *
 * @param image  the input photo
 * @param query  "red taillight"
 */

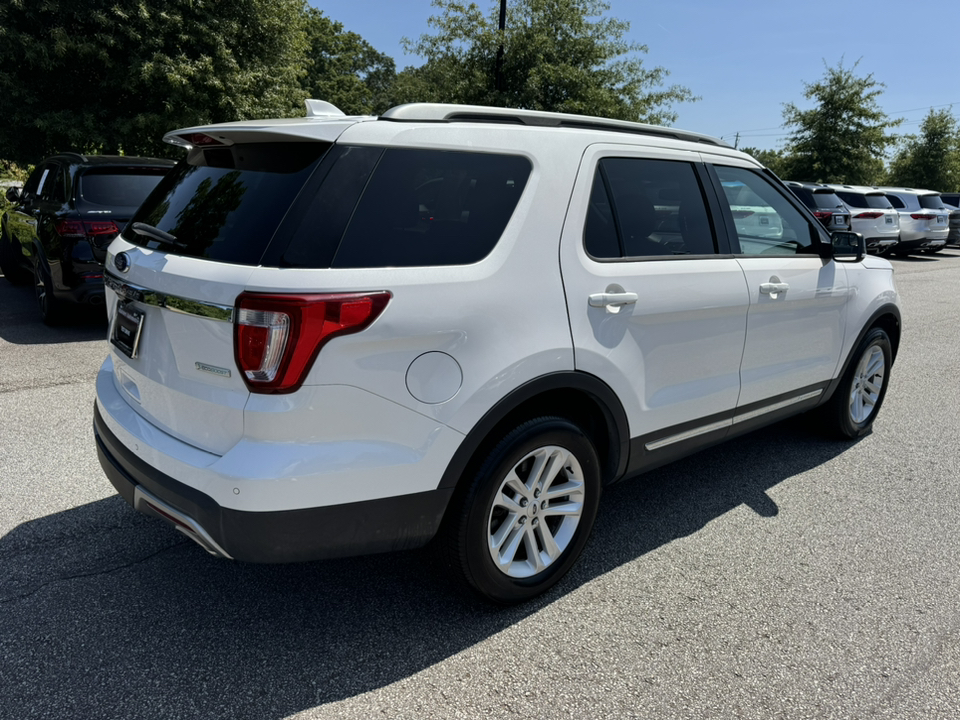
xmin=911 ymin=213 xmax=935 ymax=220
xmin=854 ymin=212 xmax=883 ymax=219
xmin=234 ymin=291 xmax=391 ymax=394
xmin=732 ymin=210 xmax=754 ymax=219
xmin=54 ymin=219 xmax=121 ymax=238
xmin=813 ymin=211 xmax=832 ymax=219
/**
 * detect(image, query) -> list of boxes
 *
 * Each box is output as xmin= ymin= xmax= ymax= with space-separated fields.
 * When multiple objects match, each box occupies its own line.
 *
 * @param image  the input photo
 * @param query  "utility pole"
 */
xmin=495 ymin=0 xmax=507 ymax=93
xmin=734 ymin=132 xmax=740 ymax=149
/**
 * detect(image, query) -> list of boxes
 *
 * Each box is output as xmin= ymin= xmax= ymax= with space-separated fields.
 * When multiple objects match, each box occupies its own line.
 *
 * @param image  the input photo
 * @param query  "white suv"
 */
xmin=94 ymin=102 xmax=901 ymax=603
xmin=877 ymin=187 xmax=950 ymax=255
xmin=828 ymin=185 xmax=901 ymax=254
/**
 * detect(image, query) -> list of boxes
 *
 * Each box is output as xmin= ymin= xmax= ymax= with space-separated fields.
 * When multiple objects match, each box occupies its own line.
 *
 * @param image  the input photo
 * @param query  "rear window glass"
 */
xmin=837 ymin=191 xmax=893 ymax=209
xmin=79 ymin=167 xmax=170 ymax=207
xmin=919 ymin=195 xmax=946 ymax=210
xmin=810 ymin=189 xmax=845 ymax=208
xmin=942 ymin=195 xmax=960 ymax=208
xmin=123 ymin=143 xmax=329 ymax=265
xmin=330 ymin=148 xmax=531 ymax=268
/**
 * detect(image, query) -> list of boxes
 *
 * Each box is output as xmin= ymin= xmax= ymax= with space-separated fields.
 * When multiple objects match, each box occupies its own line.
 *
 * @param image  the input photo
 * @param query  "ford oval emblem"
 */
xmin=114 ymin=252 xmax=131 ymax=273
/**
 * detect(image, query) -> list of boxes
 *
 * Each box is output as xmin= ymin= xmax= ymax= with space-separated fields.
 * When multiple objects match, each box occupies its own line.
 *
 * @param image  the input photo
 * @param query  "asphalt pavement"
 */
xmin=1 ymin=252 xmax=959 ymax=719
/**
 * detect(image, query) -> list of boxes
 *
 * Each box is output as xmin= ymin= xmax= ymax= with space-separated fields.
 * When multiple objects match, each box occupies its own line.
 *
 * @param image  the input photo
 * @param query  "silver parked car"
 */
xmin=828 ymin=185 xmax=900 ymax=255
xmin=876 ymin=187 xmax=949 ymax=255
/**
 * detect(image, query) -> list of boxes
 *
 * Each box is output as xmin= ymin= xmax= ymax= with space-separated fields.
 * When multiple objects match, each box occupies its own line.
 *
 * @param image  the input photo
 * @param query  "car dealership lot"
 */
xmin=1 ymin=253 xmax=959 ymax=719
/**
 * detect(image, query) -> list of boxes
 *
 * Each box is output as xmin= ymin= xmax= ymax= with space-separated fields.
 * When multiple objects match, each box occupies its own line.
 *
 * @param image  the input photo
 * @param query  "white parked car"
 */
xmin=876 ymin=187 xmax=950 ymax=255
xmin=93 ymin=101 xmax=902 ymax=603
xmin=828 ymin=185 xmax=901 ymax=255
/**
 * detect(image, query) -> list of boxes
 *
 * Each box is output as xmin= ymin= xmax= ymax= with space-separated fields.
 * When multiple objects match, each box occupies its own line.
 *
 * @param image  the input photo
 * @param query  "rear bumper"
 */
xmin=893 ymin=237 xmax=946 ymax=254
xmin=94 ymin=403 xmax=454 ymax=563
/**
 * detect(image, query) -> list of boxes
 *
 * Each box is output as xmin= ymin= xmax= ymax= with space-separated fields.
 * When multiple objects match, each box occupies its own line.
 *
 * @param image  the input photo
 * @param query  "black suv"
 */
xmin=1 ymin=153 xmax=174 ymax=323
xmin=783 ymin=181 xmax=851 ymax=233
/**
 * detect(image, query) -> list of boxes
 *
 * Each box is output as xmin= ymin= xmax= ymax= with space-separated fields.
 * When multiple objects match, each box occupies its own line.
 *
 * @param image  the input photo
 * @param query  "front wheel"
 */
xmin=444 ymin=417 xmax=601 ymax=604
xmin=0 ymin=230 xmax=30 ymax=285
xmin=823 ymin=327 xmax=892 ymax=439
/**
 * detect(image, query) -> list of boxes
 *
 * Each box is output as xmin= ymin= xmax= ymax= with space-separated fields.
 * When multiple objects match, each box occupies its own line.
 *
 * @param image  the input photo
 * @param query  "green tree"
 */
xmin=781 ymin=59 xmax=900 ymax=185
xmin=740 ymin=147 xmax=794 ymax=179
xmin=393 ymin=0 xmax=696 ymax=125
xmin=302 ymin=9 xmax=396 ymax=115
xmin=885 ymin=109 xmax=960 ymax=191
xmin=0 ymin=0 xmax=309 ymax=164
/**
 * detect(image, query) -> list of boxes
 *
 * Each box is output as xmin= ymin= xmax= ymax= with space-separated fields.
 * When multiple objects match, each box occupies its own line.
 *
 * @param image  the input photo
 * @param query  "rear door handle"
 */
xmin=588 ymin=291 xmax=638 ymax=308
xmin=759 ymin=282 xmax=789 ymax=295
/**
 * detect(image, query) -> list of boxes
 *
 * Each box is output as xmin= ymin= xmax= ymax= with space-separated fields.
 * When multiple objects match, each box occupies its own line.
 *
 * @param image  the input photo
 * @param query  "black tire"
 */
xmin=822 ymin=327 xmax=892 ymax=439
xmin=443 ymin=416 xmax=601 ymax=604
xmin=34 ymin=259 xmax=63 ymax=325
xmin=0 ymin=230 xmax=30 ymax=285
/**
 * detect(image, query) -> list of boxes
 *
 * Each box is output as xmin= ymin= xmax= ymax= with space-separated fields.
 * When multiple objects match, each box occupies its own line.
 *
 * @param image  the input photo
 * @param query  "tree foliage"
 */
xmin=781 ymin=59 xmax=900 ymax=185
xmin=740 ymin=147 xmax=794 ymax=179
xmin=885 ymin=109 xmax=960 ymax=191
xmin=393 ymin=0 xmax=696 ymax=125
xmin=302 ymin=8 xmax=396 ymax=115
xmin=0 ymin=0 xmax=309 ymax=163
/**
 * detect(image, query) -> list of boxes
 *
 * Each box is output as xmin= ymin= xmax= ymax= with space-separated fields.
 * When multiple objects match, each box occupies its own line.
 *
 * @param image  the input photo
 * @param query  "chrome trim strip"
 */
xmin=134 ymin=486 xmax=233 ymax=559
xmin=731 ymin=390 xmax=823 ymax=424
xmin=105 ymin=272 xmax=235 ymax=323
xmin=644 ymin=389 xmax=824 ymax=451
xmin=645 ymin=418 xmax=733 ymax=451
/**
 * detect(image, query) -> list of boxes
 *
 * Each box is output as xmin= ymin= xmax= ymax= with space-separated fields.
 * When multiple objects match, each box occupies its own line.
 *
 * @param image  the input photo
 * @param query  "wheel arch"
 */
xmin=820 ymin=303 xmax=901 ymax=406
xmin=438 ymin=371 xmax=630 ymax=497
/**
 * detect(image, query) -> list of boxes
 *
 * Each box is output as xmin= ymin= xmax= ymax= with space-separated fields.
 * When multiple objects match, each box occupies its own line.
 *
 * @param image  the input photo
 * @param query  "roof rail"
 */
xmin=379 ymin=103 xmax=732 ymax=148
xmin=58 ymin=151 xmax=88 ymax=162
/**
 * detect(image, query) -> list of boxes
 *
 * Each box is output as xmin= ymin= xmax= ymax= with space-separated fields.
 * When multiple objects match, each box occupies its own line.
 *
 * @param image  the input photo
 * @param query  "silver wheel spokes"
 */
xmin=850 ymin=345 xmax=885 ymax=424
xmin=35 ymin=266 xmax=47 ymax=314
xmin=487 ymin=445 xmax=585 ymax=578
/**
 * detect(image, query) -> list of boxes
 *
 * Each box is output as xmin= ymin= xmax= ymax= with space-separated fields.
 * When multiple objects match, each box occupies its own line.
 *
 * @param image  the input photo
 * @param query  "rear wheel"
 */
xmin=444 ymin=417 xmax=601 ymax=604
xmin=34 ymin=259 xmax=63 ymax=325
xmin=822 ymin=327 xmax=891 ymax=439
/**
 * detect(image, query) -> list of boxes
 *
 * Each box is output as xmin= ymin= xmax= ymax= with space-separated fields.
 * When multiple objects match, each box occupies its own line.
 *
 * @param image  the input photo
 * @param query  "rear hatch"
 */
xmin=808 ymin=188 xmax=850 ymax=230
xmin=918 ymin=193 xmax=950 ymax=236
xmin=104 ymin=136 xmax=338 ymax=455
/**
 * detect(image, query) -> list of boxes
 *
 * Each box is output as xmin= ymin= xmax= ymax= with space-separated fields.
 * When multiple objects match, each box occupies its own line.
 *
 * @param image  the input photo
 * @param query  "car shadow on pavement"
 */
xmin=0 ymin=415 xmax=857 ymax=719
xmin=0 ymin=277 xmax=107 ymax=344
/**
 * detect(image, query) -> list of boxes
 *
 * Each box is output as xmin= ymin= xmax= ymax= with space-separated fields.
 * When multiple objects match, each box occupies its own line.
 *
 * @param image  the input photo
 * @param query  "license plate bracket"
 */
xmin=111 ymin=300 xmax=145 ymax=359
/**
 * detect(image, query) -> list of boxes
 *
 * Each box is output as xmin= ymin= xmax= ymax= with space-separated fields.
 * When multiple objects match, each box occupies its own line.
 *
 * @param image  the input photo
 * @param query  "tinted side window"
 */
xmin=331 ymin=149 xmax=531 ymax=268
xmin=788 ymin=186 xmax=814 ymax=207
xmin=886 ymin=194 xmax=905 ymax=209
xmin=585 ymin=157 xmax=717 ymax=259
xmin=715 ymin=166 xmax=816 ymax=255
xmin=26 ymin=163 xmax=53 ymax=200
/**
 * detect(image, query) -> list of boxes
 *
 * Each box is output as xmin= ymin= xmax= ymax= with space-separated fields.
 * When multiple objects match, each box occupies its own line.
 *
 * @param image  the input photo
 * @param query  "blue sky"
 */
xmin=309 ymin=0 xmax=958 ymax=154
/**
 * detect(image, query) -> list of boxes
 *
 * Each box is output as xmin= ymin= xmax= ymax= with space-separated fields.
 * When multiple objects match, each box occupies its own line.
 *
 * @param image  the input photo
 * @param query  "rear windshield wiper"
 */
xmin=130 ymin=222 xmax=186 ymax=248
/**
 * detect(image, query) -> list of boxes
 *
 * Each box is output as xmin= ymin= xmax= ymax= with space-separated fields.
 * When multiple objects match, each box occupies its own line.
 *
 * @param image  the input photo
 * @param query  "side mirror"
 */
xmin=4 ymin=186 xmax=21 ymax=203
xmin=829 ymin=230 xmax=865 ymax=263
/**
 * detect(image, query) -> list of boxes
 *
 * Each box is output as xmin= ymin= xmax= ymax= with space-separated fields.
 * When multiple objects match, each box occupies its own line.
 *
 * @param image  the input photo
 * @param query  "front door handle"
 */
xmin=588 ymin=291 xmax=638 ymax=309
xmin=759 ymin=282 xmax=789 ymax=294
